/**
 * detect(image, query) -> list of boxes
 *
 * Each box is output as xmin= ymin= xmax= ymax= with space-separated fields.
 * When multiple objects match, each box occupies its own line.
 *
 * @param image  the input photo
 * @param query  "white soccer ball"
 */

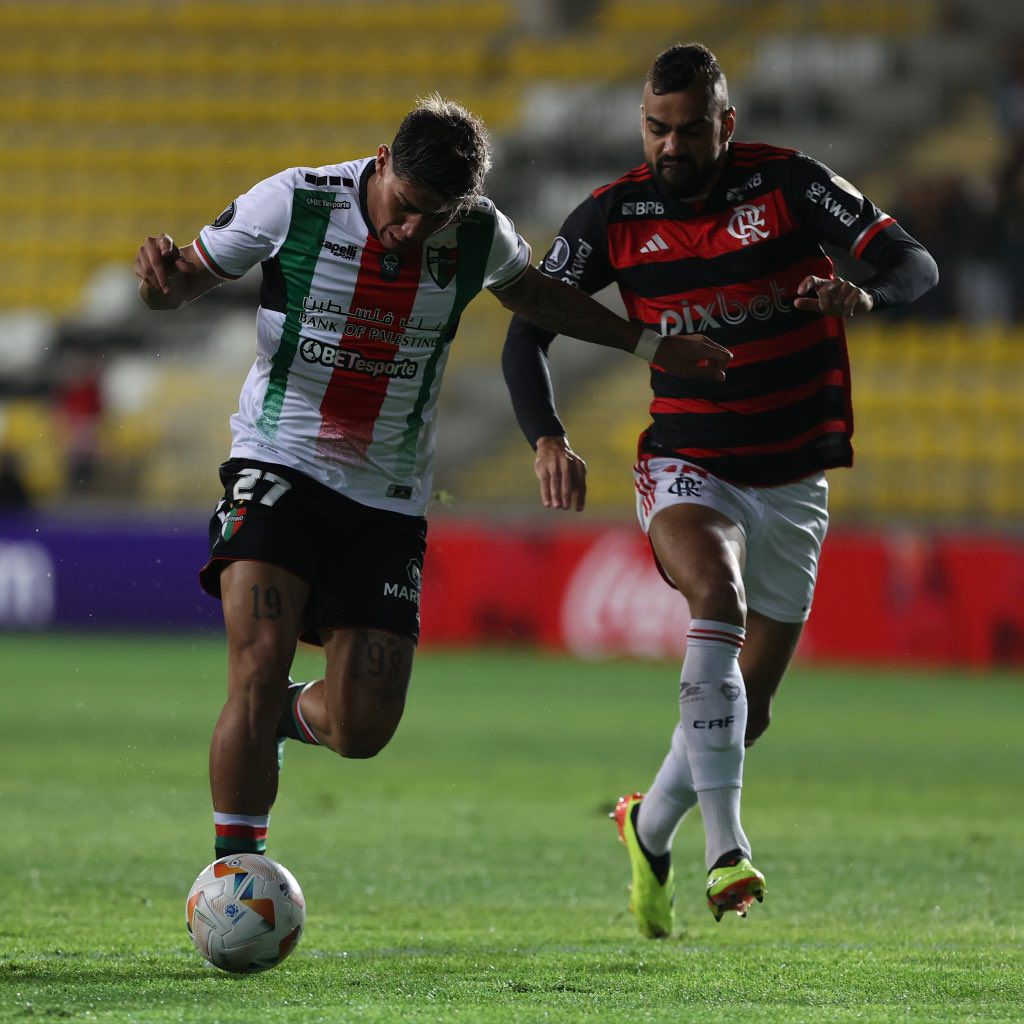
xmin=185 ymin=854 xmax=306 ymax=973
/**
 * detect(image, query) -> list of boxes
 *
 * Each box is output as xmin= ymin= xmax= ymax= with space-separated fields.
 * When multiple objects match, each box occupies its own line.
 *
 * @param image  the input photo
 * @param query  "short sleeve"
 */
xmin=786 ymin=153 xmax=896 ymax=260
xmin=193 ymin=170 xmax=296 ymax=280
xmin=483 ymin=206 xmax=533 ymax=291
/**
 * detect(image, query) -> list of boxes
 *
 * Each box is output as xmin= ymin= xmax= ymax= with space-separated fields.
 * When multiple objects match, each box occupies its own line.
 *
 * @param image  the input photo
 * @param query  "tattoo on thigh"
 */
xmin=366 ymin=640 xmax=402 ymax=684
xmin=362 ymin=635 xmax=411 ymax=698
xmin=250 ymin=584 xmax=283 ymax=621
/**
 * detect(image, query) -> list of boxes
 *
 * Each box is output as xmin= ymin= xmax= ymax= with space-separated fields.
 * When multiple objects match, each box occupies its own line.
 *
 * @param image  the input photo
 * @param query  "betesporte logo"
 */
xmin=299 ymin=339 xmax=418 ymax=378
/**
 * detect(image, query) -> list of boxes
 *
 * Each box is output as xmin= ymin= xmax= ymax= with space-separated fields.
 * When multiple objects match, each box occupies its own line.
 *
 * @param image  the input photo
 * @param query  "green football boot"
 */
xmin=706 ymin=856 xmax=766 ymax=922
xmin=611 ymin=793 xmax=675 ymax=939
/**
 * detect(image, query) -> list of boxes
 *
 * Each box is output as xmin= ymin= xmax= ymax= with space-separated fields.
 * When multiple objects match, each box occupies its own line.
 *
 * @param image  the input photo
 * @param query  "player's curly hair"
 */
xmin=390 ymin=94 xmax=492 ymax=215
xmin=646 ymin=43 xmax=729 ymax=111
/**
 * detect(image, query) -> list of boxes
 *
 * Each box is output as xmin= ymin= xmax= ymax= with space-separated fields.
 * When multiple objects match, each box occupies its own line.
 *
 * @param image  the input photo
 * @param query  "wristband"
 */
xmin=633 ymin=329 xmax=662 ymax=363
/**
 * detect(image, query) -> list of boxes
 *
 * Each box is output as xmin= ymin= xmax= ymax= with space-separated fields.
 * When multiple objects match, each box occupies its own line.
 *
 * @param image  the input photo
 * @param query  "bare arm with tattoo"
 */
xmin=492 ymin=265 xmax=732 ymax=382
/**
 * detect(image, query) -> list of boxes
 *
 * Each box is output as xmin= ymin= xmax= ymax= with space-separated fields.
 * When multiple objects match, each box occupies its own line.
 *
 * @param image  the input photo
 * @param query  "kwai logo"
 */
xmin=659 ymin=281 xmax=791 ymax=334
xmin=805 ymin=182 xmax=857 ymax=226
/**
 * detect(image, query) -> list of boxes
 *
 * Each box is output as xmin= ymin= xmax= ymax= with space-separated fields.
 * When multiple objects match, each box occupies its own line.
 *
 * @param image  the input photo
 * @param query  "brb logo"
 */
xmin=727 ymin=203 xmax=770 ymax=246
xmin=621 ymin=201 xmax=665 ymax=216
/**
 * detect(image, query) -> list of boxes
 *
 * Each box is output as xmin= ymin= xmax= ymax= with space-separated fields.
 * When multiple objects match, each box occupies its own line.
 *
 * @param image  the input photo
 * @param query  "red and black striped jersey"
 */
xmin=534 ymin=143 xmax=897 ymax=486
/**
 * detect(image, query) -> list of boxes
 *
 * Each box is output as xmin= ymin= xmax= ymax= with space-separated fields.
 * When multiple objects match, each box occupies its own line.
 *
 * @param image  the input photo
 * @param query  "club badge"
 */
xmin=426 ymin=244 xmax=458 ymax=288
xmin=379 ymin=253 xmax=402 ymax=281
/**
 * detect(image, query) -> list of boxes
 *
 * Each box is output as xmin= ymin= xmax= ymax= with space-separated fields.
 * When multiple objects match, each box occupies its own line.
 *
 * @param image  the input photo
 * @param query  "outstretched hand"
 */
xmin=651 ymin=334 xmax=733 ymax=382
xmin=134 ymin=233 xmax=195 ymax=295
xmin=534 ymin=435 xmax=587 ymax=511
xmin=794 ymin=275 xmax=874 ymax=318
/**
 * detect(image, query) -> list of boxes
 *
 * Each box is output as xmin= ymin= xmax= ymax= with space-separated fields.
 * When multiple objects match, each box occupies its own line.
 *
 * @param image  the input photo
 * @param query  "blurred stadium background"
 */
xmin=1 ymin=0 xmax=1023 ymax=668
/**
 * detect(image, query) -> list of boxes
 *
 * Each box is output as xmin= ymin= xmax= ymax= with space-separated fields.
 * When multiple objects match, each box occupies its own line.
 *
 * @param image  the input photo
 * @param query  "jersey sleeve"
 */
xmin=500 ymin=195 xmax=611 ymax=447
xmin=533 ymin=194 xmax=614 ymax=294
xmin=483 ymin=206 xmax=533 ymax=291
xmin=193 ymin=170 xmax=296 ymax=280
xmin=786 ymin=153 xmax=896 ymax=259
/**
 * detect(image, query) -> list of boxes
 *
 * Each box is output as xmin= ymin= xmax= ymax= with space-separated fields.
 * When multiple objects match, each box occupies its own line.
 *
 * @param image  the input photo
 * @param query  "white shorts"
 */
xmin=634 ymin=457 xmax=829 ymax=623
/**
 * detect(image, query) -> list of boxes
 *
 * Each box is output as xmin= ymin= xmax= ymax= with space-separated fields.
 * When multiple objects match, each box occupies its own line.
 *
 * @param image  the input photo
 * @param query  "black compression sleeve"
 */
xmin=858 ymin=222 xmax=939 ymax=311
xmin=502 ymin=313 xmax=564 ymax=448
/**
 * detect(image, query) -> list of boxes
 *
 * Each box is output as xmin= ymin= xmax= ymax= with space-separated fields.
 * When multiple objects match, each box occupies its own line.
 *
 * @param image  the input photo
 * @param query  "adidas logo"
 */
xmin=639 ymin=233 xmax=669 ymax=254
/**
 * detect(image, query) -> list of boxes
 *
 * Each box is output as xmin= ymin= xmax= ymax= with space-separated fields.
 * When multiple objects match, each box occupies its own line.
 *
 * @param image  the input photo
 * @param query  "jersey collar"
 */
xmin=358 ymin=157 xmax=378 ymax=240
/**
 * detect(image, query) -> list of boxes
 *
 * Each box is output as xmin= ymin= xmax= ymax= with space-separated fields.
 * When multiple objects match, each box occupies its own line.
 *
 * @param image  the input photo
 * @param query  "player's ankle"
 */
xmin=632 ymin=803 xmax=672 ymax=884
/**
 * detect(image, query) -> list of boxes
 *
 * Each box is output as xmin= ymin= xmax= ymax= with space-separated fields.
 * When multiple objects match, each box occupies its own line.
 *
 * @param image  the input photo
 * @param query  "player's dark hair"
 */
xmin=646 ymin=43 xmax=729 ymax=111
xmin=390 ymin=94 xmax=492 ymax=214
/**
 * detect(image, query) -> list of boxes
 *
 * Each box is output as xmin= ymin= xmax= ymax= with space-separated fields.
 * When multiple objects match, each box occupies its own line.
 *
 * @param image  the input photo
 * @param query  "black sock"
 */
xmin=710 ymin=847 xmax=745 ymax=872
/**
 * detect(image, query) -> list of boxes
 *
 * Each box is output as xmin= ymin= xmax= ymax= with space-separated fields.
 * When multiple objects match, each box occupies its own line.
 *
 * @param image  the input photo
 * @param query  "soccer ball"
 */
xmin=185 ymin=854 xmax=305 ymax=973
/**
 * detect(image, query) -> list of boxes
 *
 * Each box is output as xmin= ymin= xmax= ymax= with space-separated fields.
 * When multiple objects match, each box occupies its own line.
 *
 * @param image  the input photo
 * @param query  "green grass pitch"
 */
xmin=1 ymin=635 xmax=1021 ymax=1023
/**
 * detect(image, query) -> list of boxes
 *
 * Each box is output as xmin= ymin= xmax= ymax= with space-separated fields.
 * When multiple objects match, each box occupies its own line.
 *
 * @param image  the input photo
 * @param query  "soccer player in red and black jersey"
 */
xmin=503 ymin=44 xmax=937 ymax=936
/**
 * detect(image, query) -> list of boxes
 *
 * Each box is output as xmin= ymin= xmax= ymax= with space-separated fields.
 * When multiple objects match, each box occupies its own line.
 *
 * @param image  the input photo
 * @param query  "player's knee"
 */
xmin=686 ymin=577 xmax=745 ymax=623
xmin=324 ymin=726 xmax=395 ymax=760
xmin=320 ymin=709 xmax=402 ymax=759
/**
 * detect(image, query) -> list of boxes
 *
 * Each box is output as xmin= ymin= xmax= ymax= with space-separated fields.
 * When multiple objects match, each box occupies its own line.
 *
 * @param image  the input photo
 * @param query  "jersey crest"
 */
xmin=427 ymin=244 xmax=459 ymax=288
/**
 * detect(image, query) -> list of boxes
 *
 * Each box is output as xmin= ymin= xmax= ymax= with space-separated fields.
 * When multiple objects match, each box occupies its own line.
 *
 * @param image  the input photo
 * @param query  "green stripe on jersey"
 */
xmin=255 ymin=190 xmax=335 ymax=440
xmin=395 ymin=212 xmax=496 ymax=474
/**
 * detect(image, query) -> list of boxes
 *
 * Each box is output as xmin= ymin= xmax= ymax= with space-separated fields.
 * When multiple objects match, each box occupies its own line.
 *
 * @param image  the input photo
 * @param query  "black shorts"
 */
xmin=199 ymin=458 xmax=427 ymax=644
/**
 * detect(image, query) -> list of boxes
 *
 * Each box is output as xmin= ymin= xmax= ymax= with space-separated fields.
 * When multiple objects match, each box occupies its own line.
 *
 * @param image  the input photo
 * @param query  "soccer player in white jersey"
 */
xmin=134 ymin=95 xmax=734 ymax=864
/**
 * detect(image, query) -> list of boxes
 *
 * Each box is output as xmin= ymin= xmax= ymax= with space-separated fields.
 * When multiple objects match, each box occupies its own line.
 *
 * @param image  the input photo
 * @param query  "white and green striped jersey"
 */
xmin=194 ymin=157 xmax=531 ymax=515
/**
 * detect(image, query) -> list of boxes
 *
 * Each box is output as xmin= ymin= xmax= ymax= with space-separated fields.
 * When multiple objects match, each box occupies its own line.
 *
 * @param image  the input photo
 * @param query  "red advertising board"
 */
xmin=421 ymin=521 xmax=1024 ymax=668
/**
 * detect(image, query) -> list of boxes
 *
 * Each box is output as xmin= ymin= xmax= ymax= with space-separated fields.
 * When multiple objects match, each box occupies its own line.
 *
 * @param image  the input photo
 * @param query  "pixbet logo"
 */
xmin=659 ymin=281 xmax=791 ymax=334
xmin=727 ymin=203 xmax=770 ymax=246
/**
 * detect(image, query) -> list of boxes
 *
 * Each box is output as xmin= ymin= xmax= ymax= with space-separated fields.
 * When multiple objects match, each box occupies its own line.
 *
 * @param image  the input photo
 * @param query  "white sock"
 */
xmin=699 ymin=787 xmax=750 ymax=869
xmin=636 ymin=723 xmax=698 ymax=856
xmin=678 ymin=619 xmax=751 ymax=868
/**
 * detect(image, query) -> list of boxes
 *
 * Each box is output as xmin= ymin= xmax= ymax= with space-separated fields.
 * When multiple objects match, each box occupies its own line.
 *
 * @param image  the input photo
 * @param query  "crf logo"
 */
xmin=693 ymin=716 xmax=735 ymax=729
xmin=668 ymin=474 xmax=703 ymax=497
xmin=727 ymin=203 xmax=770 ymax=246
